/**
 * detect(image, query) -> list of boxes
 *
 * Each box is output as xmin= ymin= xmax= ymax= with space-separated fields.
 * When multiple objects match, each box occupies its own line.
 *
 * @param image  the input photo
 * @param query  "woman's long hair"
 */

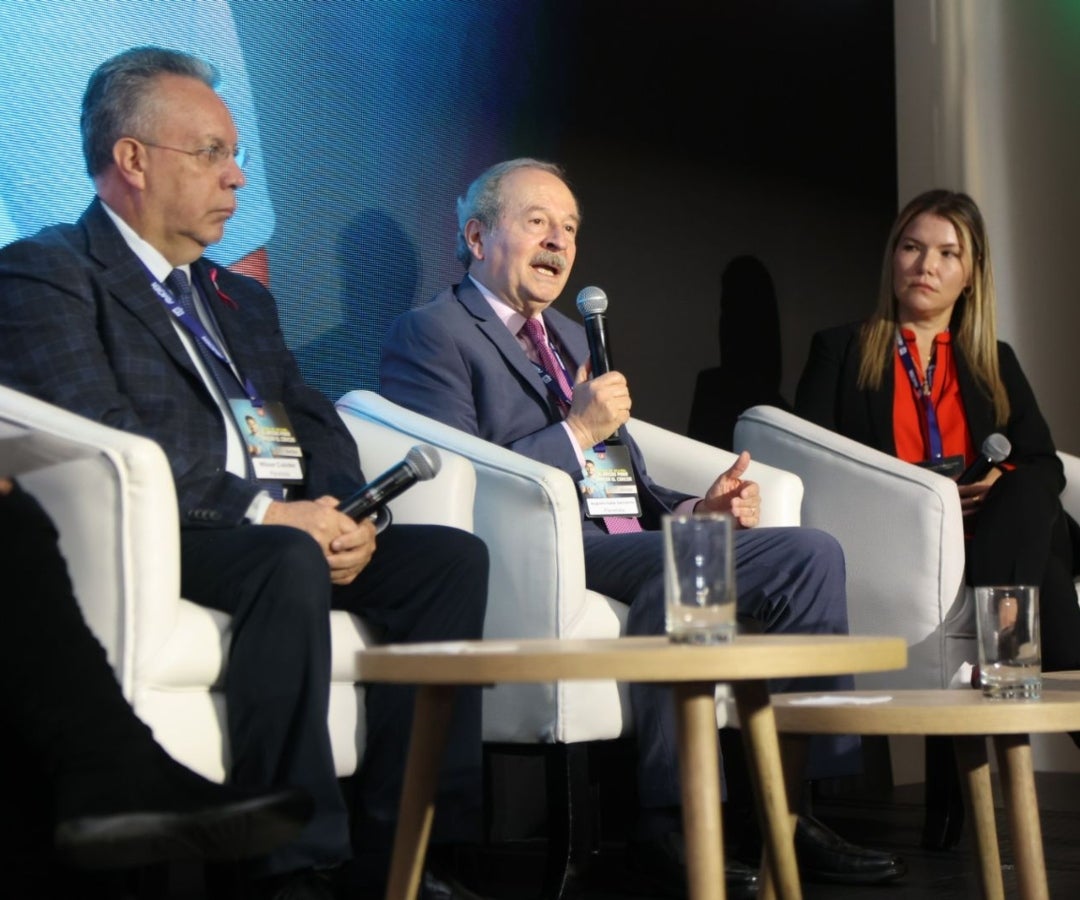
xmin=856 ymin=189 xmax=1009 ymax=425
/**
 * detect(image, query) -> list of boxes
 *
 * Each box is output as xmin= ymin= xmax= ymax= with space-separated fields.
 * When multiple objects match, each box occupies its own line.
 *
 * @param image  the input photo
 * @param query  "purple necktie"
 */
xmin=520 ymin=317 xmax=641 ymax=534
xmin=521 ymin=317 xmax=574 ymax=411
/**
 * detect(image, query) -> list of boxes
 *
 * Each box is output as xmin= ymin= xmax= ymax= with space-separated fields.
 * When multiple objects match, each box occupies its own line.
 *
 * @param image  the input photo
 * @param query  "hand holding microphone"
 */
xmin=957 ymin=433 xmax=1011 ymax=485
xmin=575 ymin=286 xmax=628 ymax=445
xmin=957 ymin=433 xmax=1010 ymax=517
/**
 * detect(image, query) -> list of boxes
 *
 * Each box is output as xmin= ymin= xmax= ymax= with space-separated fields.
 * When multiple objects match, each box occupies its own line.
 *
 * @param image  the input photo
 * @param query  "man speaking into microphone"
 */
xmin=379 ymin=157 xmax=906 ymax=893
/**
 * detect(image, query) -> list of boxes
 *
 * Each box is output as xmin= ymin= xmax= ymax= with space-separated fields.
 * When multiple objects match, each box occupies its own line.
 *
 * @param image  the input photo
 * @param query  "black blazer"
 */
xmin=794 ymin=322 xmax=1065 ymax=499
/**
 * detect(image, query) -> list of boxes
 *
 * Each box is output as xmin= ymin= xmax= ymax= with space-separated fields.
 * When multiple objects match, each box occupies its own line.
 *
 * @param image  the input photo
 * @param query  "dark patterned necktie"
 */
xmin=520 ymin=317 xmax=641 ymax=534
xmin=165 ymin=269 xmax=244 ymax=401
xmin=165 ymin=269 xmax=284 ymax=500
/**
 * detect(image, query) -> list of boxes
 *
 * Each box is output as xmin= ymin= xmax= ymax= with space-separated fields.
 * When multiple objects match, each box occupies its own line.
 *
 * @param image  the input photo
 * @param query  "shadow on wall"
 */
xmin=294 ymin=209 xmax=419 ymax=402
xmin=686 ymin=255 xmax=792 ymax=450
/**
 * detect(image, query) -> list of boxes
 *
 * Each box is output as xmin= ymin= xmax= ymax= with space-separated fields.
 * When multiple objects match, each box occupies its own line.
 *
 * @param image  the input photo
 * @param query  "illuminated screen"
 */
xmin=0 ymin=0 xmax=575 ymax=400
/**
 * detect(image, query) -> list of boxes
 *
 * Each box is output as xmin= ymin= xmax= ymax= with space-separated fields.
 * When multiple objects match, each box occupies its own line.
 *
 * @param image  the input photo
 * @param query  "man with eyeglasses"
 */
xmin=0 ymin=46 xmax=489 ymax=900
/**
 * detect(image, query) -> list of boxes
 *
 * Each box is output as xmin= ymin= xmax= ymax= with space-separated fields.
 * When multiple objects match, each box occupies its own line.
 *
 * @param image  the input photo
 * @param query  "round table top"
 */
xmin=1044 ymin=671 xmax=1080 ymax=688
xmin=770 ymin=688 xmax=1080 ymax=735
xmin=354 ymin=634 xmax=906 ymax=685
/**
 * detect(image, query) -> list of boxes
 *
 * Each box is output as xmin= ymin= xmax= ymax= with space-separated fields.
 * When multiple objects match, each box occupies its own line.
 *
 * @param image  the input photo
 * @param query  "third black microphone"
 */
xmin=957 ymin=433 xmax=1011 ymax=485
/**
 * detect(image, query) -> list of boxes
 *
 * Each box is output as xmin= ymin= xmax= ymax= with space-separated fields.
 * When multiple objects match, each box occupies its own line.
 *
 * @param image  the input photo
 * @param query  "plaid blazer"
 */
xmin=0 ymin=198 xmax=364 ymax=526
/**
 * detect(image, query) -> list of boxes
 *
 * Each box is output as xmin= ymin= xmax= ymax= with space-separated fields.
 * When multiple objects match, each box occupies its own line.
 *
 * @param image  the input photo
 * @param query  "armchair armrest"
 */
xmin=734 ymin=404 xmax=968 ymax=688
xmin=336 ymin=412 xmax=476 ymax=531
xmin=0 ymin=383 xmax=180 ymax=699
xmin=1058 ymin=451 xmax=1080 ymax=523
xmin=626 ymin=417 xmax=803 ymax=526
xmin=336 ymin=391 xmax=592 ymax=644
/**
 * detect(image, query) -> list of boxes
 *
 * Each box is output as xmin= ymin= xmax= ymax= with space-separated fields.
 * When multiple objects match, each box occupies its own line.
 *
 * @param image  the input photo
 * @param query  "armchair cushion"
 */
xmin=735 ymin=403 xmax=974 ymax=690
xmin=0 ymin=383 xmax=477 ymax=782
xmin=336 ymin=390 xmax=804 ymax=744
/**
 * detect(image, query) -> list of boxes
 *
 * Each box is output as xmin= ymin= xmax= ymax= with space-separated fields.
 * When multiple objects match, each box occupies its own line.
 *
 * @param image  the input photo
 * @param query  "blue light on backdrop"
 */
xmin=0 ymin=0 xmax=571 ymax=400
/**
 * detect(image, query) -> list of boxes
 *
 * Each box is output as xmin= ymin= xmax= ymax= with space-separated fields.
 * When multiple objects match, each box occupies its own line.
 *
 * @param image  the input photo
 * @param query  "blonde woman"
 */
xmin=796 ymin=189 xmax=1080 ymax=672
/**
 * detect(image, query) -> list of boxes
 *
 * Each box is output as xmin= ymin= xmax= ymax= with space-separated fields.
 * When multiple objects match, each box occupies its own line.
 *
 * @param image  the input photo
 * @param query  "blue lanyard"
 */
xmin=896 ymin=329 xmax=944 ymax=460
xmin=149 ymin=272 xmax=266 ymax=408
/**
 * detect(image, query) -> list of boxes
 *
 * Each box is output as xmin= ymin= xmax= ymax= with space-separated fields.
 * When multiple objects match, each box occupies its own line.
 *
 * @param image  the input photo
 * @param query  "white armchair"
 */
xmin=334 ymin=390 xmax=803 ymax=893
xmin=733 ymin=404 xmax=1080 ymax=845
xmin=337 ymin=390 xmax=803 ymax=741
xmin=735 ymin=404 xmax=1080 ymax=693
xmin=0 ymin=382 xmax=477 ymax=783
xmin=733 ymin=404 xmax=971 ymax=693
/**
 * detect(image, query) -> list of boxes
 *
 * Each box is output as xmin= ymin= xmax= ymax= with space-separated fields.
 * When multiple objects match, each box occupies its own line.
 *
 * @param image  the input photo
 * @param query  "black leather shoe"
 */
xmin=248 ymin=867 xmax=338 ymax=900
xmin=794 ymin=814 xmax=906 ymax=884
xmin=248 ymin=864 xmax=336 ymax=898
xmin=417 ymin=866 xmax=489 ymax=900
xmin=54 ymin=785 xmax=313 ymax=871
xmin=627 ymin=832 xmax=759 ymax=899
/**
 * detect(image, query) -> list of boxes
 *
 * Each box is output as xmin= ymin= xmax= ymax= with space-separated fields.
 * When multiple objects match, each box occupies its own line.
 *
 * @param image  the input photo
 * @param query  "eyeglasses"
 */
xmin=138 ymin=140 xmax=249 ymax=170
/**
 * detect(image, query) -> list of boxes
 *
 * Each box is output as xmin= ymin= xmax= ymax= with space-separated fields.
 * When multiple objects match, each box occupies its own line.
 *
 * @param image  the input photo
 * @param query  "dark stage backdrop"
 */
xmin=0 ymin=0 xmax=895 ymax=428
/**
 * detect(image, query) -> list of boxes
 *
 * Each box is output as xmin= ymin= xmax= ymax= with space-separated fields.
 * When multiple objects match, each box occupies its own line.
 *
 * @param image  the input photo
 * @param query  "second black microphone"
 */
xmin=337 ymin=444 xmax=442 ymax=521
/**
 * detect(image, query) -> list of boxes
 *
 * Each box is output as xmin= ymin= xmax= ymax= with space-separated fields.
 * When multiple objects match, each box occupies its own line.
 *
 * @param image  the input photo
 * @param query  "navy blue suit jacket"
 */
xmin=0 ymin=198 xmax=364 ymax=527
xmin=379 ymin=277 xmax=691 ymax=530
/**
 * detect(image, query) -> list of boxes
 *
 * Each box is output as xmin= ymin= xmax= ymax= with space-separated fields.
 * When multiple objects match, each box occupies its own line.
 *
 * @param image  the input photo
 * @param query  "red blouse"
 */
xmin=892 ymin=329 xmax=976 ymax=467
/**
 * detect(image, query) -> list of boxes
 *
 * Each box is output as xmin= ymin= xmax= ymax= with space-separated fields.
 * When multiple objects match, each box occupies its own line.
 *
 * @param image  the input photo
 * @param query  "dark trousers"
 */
xmin=966 ymin=465 xmax=1080 ymax=672
xmin=583 ymin=525 xmax=858 ymax=831
xmin=180 ymin=522 xmax=488 ymax=876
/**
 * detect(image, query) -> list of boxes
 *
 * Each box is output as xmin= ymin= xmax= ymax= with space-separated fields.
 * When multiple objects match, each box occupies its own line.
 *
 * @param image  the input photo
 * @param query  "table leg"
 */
xmin=733 ymin=680 xmax=801 ymax=900
xmin=993 ymin=734 xmax=1048 ymax=900
xmin=756 ymin=734 xmax=807 ymax=900
xmin=952 ymin=735 xmax=1004 ymax=900
xmin=385 ymin=684 xmax=457 ymax=900
xmin=672 ymin=682 xmax=726 ymax=900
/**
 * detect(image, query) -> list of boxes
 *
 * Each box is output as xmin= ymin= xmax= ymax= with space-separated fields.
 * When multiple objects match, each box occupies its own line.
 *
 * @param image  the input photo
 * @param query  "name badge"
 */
xmin=916 ymin=454 xmax=964 ymax=479
xmin=230 ymin=400 xmax=305 ymax=483
xmin=579 ymin=445 xmax=642 ymax=518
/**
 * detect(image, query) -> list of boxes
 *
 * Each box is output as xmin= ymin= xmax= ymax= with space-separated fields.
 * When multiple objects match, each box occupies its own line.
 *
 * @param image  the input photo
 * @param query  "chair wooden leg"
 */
xmin=922 ymin=735 xmax=966 ymax=849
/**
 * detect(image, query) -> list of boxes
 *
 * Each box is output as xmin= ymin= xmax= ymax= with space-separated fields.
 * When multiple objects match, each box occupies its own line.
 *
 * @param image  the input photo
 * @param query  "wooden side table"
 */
xmin=355 ymin=634 xmax=906 ymax=900
xmin=770 ymin=688 xmax=1080 ymax=900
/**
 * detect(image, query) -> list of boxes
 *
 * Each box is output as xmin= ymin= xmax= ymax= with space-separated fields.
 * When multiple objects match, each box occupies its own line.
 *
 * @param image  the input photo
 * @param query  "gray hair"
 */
xmin=454 ymin=158 xmax=574 ymax=268
xmin=81 ymin=46 xmax=219 ymax=178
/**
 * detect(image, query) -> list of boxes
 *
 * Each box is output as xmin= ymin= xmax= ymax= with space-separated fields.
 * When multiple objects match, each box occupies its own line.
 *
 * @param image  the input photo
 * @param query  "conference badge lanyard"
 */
xmin=150 ymin=273 xmax=305 ymax=484
xmin=896 ymin=329 xmax=963 ymax=478
xmin=579 ymin=444 xmax=643 ymax=518
xmin=234 ymin=401 xmax=305 ymax=482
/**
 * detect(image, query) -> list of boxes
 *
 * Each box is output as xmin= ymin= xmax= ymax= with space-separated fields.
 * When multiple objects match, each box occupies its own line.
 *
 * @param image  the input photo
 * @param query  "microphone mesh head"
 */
xmin=576 ymin=285 xmax=608 ymax=316
xmin=983 ymin=433 xmax=1012 ymax=464
xmin=406 ymin=444 xmax=442 ymax=480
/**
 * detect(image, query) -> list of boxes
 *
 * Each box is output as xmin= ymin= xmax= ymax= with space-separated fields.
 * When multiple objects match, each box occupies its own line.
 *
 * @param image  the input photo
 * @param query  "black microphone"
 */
xmin=957 ymin=433 xmax=1011 ymax=484
xmin=576 ymin=285 xmax=624 ymax=445
xmin=337 ymin=444 xmax=441 ymax=521
xmin=576 ymin=286 xmax=613 ymax=376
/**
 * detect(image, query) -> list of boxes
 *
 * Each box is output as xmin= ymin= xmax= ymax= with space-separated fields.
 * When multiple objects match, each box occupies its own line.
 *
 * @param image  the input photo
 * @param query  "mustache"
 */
xmin=532 ymin=251 xmax=567 ymax=272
